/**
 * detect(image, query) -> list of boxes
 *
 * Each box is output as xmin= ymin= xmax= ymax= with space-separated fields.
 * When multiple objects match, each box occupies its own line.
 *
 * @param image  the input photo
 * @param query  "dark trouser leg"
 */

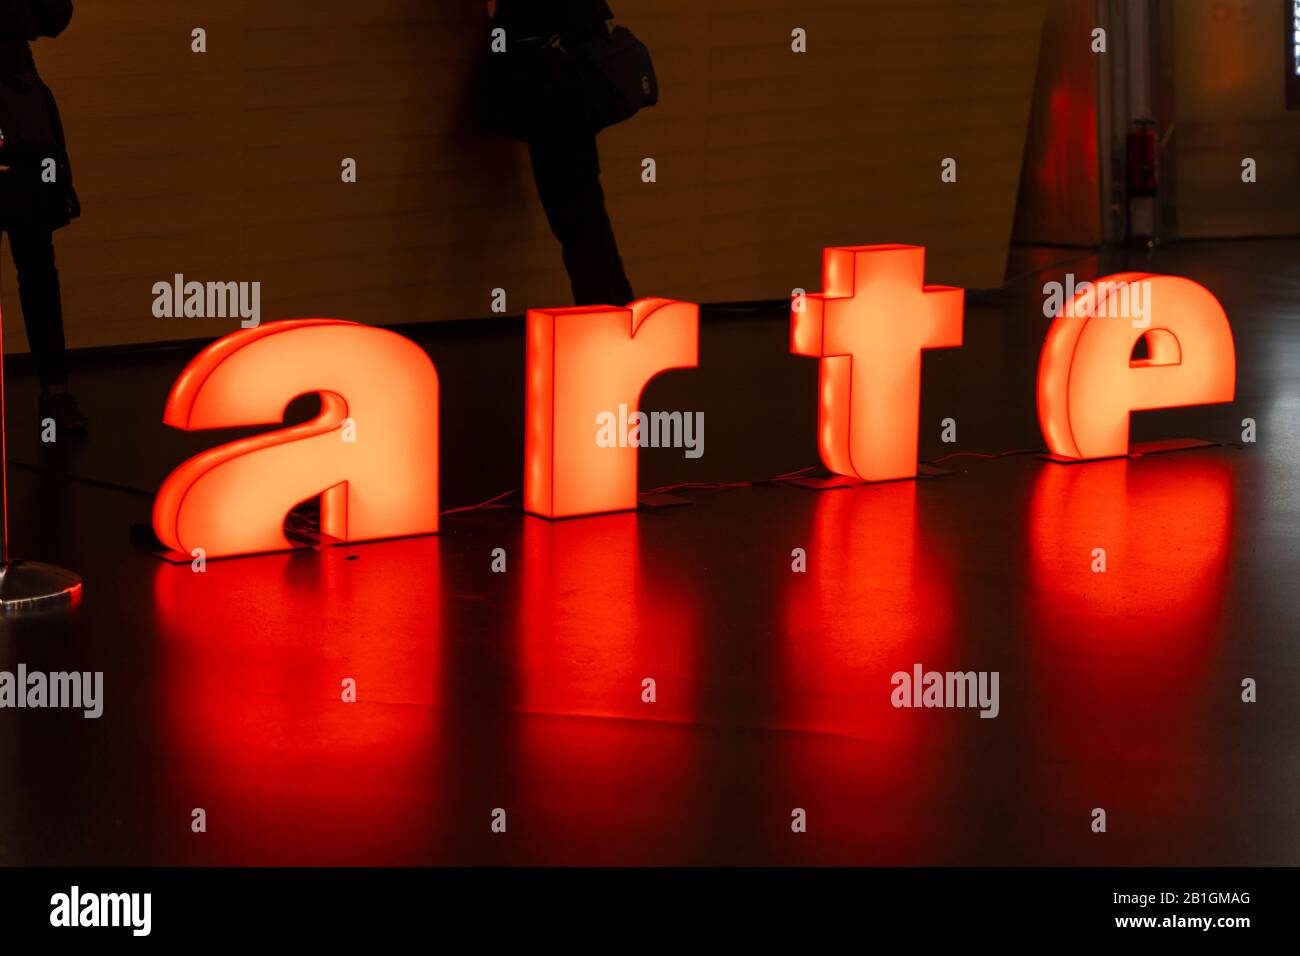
xmin=528 ymin=133 xmax=633 ymax=307
xmin=7 ymin=226 xmax=67 ymax=388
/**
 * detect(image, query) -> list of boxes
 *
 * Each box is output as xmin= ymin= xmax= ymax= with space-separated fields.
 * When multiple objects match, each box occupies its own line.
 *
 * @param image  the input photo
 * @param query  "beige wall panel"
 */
xmin=3 ymin=0 xmax=1044 ymax=352
xmin=1171 ymin=0 xmax=1300 ymax=238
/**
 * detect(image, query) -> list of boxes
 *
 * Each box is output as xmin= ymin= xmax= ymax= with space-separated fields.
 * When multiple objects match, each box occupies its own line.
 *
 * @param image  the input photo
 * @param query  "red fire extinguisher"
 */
xmin=1125 ymin=118 xmax=1159 ymax=246
xmin=1126 ymin=118 xmax=1158 ymax=198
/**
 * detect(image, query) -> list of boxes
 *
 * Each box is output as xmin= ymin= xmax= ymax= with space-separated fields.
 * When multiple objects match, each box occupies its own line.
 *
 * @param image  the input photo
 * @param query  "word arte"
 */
xmin=0 ymin=665 xmax=103 ymax=719
xmin=50 ymin=887 xmax=151 ymax=937
xmin=891 ymin=664 xmax=999 ymax=718
xmin=151 ymin=245 xmax=1236 ymax=560
xmin=152 ymin=273 xmax=261 ymax=328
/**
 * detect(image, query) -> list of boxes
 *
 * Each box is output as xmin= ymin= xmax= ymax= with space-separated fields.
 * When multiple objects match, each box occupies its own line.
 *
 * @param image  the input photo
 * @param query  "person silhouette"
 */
xmin=484 ymin=0 xmax=634 ymax=307
xmin=0 ymin=0 xmax=83 ymax=431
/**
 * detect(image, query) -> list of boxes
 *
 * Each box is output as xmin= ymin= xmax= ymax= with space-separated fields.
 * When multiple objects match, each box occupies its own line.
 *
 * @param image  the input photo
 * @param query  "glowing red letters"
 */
xmin=152 ymin=247 xmax=1237 ymax=560
xmin=524 ymin=298 xmax=699 ymax=519
xmin=791 ymin=245 xmax=964 ymax=482
xmin=1037 ymin=273 xmax=1236 ymax=460
xmin=154 ymin=320 xmax=439 ymax=559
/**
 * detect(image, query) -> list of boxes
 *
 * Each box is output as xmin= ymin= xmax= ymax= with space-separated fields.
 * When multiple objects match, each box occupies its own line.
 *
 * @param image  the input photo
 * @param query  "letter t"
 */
xmin=791 ymin=245 xmax=963 ymax=482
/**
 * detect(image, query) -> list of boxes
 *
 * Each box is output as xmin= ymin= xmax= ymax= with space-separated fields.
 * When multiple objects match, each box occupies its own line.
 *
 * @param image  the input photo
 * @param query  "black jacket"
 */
xmin=0 ymin=0 xmax=77 ymax=231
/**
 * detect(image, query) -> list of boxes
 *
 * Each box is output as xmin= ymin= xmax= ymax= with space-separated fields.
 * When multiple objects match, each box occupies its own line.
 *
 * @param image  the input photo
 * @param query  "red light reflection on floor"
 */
xmin=502 ymin=513 xmax=708 ymax=862
xmin=151 ymin=540 xmax=445 ymax=864
xmin=514 ymin=513 xmax=698 ymax=723
xmin=777 ymin=481 xmax=960 ymax=862
xmin=781 ymin=481 xmax=955 ymax=732
xmin=1025 ymin=455 xmax=1233 ymax=857
xmin=143 ymin=458 xmax=1234 ymax=865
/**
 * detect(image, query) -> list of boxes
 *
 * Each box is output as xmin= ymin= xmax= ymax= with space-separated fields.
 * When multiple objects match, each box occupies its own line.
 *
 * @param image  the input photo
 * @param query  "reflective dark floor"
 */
xmin=0 ymin=240 xmax=1297 ymax=865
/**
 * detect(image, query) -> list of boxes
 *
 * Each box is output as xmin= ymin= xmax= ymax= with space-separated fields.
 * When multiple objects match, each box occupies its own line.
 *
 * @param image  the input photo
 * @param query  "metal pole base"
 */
xmin=0 ymin=561 xmax=82 ymax=613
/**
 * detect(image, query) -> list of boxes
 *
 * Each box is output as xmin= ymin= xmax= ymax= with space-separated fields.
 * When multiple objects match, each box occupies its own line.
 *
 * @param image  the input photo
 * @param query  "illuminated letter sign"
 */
xmin=150 ymin=250 xmax=1240 ymax=562
xmin=153 ymin=320 xmax=439 ymax=559
xmin=525 ymin=299 xmax=699 ymax=519
xmin=791 ymin=245 xmax=963 ymax=482
xmin=1037 ymin=273 xmax=1236 ymax=460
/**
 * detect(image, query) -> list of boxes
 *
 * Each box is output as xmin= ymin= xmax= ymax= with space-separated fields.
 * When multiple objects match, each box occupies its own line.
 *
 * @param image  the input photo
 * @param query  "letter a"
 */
xmin=525 ymin=299 xmax=698 ymax=518
xmin=154 ymin=320 xmax=439 ymax=558
xmin=1037 ymin=273 xmax=1235 ymax=460
xmin=791 ymin=245 xmax=963 ymax=481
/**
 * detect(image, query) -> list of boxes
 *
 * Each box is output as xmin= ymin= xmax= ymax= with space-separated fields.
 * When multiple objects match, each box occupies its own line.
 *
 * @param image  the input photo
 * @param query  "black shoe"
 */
xmin=38 ymin=389 xmax=88 ymax=434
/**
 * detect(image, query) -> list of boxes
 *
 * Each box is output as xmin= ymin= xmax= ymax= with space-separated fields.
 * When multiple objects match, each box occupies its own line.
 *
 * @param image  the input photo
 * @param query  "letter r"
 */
xmin=525 ymin=299 xmax=698 ymax=518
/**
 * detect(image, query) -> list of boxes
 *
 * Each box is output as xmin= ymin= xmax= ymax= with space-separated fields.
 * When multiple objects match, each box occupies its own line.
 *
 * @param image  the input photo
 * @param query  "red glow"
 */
xmin=516 ymin=512 xmax=698 ymax=723
xmin=1025 ymin=455 xmax=1233 ymax=847
xmin=524 ymin=299 xmax=699 ymax=518
xmin=1037 ymin=274 xmax=1236 ymax=459
xmin=792 ymin=245 xmax=963 ymax=481
xmin=154 ymin=320 xmax=440 ymax=558
xmin=151 ymin=540 xmax=446 ymax=864
xmin=775 ymin=483 xmax=959 ymax=862
xmin=780 ymin=482 xmax=954 ymax=734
